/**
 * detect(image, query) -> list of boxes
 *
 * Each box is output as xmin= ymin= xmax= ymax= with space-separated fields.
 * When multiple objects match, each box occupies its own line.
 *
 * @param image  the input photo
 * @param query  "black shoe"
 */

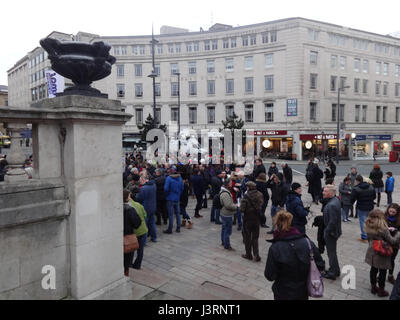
xmin=163 ymin=230 xmax=172 ymax=234
xmin=156 ymin=221 xmax=162 ymax=226
xmin=321 ymin=271 xmax=337 ymax=280
xmin=215 ymin=221 xmax=222 ymax=225
xmin=267 ymin=230 xmax=274 ymax=235
xmin=233 ymin=221 xmax=236 ymax=226
xmin=261 ymin=224 xmax=270 ymax=228
xmin=237 ymin=227 xmax=242 ymax=231
xmin=163 ymin=221 xmax=168 ymax=225
xmin=210 ymin=219 xmax=215 ymax=222
xmin=176 ymin=229 xmax=180 ymax=233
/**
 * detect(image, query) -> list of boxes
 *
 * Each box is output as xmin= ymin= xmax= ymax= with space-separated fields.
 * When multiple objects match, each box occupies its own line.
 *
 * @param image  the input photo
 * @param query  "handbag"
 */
xmin=305 ymin=238 xmax=324 ymax=298
xmin=372 ymin=239 xmax=393 ymax=257
xmin=124 ymin=234 xmax=139 ymax=254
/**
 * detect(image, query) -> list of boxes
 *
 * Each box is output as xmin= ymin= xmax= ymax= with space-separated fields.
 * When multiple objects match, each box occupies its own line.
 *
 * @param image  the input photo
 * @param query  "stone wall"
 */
xmin=0 ymin=179 xmax=70 ymax=299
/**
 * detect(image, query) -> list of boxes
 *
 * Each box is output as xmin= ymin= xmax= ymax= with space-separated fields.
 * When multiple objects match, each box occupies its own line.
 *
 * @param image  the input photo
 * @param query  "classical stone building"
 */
xmin=7 ymin=17 xmax=400 ymax=160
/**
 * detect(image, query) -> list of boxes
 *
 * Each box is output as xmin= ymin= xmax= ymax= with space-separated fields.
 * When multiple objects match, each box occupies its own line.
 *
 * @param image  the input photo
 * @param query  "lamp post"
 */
xmin=173 ymin=72 xmax=181 ymax=137
xmin=148 ymin=27 xmax=158 ymax=127
xmin=336 ymin=85 xmax=350 ymax=164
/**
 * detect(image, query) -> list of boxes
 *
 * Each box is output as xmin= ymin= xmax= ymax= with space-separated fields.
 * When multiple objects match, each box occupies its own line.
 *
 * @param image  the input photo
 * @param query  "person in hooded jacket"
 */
xmin=240 ymin=181 xmax=264 ymax=262
xmin=307 ymin=159 xmax=324 ymax=204
xmin=285 ymin=183 xmax=310 ymax=235
xmin=369 ymin=164 xmax=384 ymax=207
xmin=339 ymin=176 xmax=352 ymax=222
xmin=164 ymin=166 xmax=184 ymax=234
xmin=266 ymin=172 xmax=289 ymax=234
xmin=255 ymin=172 xmax=270 ymax=228
xmin=385 ymin=172 xmax=395 ymax=205
xmin=136 ymin=174 xmax=157 ymax=242
xmin=351 ymin=175 xmax=376 ymax=242
xmin=265 ymin=210 xmax=325 ymax=300
xmin=267 ymin=162 xmax=279 ymax=178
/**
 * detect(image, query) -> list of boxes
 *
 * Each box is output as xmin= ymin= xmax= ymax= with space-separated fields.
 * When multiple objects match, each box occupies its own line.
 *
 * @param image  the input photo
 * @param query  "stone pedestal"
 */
xmin=4 ymin=123 xmax=28 ymax=182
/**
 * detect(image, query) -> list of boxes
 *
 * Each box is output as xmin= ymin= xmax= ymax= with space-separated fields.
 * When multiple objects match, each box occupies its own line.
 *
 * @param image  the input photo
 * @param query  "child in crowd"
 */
xmin=385 ymin=172 xmax=395 ymax=205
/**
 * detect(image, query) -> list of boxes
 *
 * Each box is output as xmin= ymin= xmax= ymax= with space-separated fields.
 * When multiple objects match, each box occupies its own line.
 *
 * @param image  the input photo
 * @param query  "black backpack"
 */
xmin=213 ymin=190 xmax=230 ymax=209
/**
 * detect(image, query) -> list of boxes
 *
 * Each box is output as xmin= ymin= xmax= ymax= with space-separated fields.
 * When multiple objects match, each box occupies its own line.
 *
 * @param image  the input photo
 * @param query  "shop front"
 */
xmin=300 ymin=133 xmax=349 ymax=161
xmin=254 ymin=130 xmax=293 ymax=160
xmin=353 ymin=134 xmax=392 ymax=160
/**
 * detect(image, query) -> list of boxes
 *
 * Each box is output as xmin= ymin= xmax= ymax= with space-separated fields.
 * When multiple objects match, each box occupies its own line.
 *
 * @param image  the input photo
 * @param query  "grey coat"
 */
xmin=339 ymin=182 xmax=352 ymax=207
xmin=219 ymin=187 xmax=237 ymax=218
xmin=323 ymin=197 xmax=342 ymax=239
xmin=365 ymin=229 xmax=400 ymax=270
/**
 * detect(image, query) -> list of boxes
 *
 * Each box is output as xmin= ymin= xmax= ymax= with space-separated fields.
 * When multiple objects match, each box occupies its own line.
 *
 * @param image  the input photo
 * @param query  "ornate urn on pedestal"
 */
xmin=40 ymin=38 xmax=116 ymax=98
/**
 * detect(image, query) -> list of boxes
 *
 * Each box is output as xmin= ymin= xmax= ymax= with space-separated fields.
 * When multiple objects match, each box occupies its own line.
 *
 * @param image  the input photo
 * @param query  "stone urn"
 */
xmin=40 ymin=38 xmax=116 ymax=98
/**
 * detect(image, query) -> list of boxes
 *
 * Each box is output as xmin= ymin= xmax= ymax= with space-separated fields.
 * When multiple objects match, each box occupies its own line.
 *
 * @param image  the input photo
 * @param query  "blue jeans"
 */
xmin=211 ymin=206 xmax=221 ymax=223
xmin=357 ymin=209 xmax=369 ymax=240
xmin=167 ymin=201 xmax=181 ymax=232
xmin=145 ymin=211 xmax=157 ymax=241
xmin=236 ymin=207 xmax=242 ymax=228
xmin=387 ymin=192 xmax=393 ymax=205
xmin=221 ymin=215 xmax=233 ymax=248
xmin=132 ymin=234 xmax=146 ymax=269
xmin=341 ymin=206 xmax=351 ymax=221
xmin=180 ymin=206 xmax=191 ymax=220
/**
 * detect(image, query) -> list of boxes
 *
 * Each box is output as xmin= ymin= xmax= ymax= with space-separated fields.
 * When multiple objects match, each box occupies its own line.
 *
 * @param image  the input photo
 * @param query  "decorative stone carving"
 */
xmin=40 ymin=38 xmax=116 ymax=98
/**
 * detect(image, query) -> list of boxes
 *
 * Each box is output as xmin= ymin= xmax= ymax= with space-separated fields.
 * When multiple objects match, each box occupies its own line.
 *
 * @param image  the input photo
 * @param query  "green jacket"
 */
xmin=130 ymin=200 xmax=148 ymax=237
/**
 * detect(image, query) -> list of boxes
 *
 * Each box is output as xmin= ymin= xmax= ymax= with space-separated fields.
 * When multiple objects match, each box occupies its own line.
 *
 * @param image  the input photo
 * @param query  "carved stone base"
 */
xmin=5 ymin=168 xmax=28 ymax=182
xmin=57 ymin=85 xmax=108 ymax=99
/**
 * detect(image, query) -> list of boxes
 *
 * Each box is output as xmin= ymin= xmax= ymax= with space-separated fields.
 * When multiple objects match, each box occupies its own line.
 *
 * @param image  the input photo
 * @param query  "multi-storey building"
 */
xmin=7 ymin=17 xmax=400 ymax=160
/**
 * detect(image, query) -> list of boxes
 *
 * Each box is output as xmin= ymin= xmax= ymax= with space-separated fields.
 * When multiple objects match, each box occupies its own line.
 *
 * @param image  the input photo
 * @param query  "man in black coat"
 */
xmin=307 ymin=159 xmax=323 ymax=204
xmin=210 ymin=170 xmax=224 ymax=224
xmin=321 ymin=184 xmax=342 ymax=280
xmin=191 ymin=168 xmax=205 ymax=218
xmin=154 ymin=168 xmax=168 ymax=225
xmin=281 ymin=163 xmax=293 ymax=187
xmin=266 ymin=173 xmax=289 ymax=234
xmin=252 ymin=158 xmax=266 ymax=181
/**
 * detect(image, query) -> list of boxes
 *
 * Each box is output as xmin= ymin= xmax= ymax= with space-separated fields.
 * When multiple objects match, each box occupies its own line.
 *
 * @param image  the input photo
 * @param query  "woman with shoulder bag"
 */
xmin=365 ymin=209 xmax=400 ymax=296
xmin=123 ymin=190 xmax=141 ymax=277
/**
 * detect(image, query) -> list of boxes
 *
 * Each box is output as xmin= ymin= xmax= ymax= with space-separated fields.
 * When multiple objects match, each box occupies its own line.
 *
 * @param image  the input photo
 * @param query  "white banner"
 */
xmin=45 ymin=70 xmax=64 ymax=98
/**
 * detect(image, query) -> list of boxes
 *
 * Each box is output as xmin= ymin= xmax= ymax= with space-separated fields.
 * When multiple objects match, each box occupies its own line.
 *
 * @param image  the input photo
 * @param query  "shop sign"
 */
xmin=287 ymin=99 xmax=298 ymax=116
xmin=300 ymin=134 xmax=337 ymax=140
xmin=393 ymin=141 xmax=400 ymax=147
xmin=254 ymin=130 xmax=288 ymax=136
xmin=355 ymin=134 xmax=392 ymax=141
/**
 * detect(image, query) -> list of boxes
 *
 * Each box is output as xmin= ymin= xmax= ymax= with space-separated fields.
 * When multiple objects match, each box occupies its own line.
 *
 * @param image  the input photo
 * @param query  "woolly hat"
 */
xmin=291 ymin=182 xmax=301 ymax=191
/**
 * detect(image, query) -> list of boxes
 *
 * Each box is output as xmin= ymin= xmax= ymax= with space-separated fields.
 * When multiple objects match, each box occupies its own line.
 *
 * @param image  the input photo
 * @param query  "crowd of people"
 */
xmin=121 ymin=151 xmax=400 ymax=300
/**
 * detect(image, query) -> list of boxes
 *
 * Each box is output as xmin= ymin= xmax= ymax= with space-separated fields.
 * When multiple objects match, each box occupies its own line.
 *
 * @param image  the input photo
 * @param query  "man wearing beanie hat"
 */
xmin=285 ymin=183 xmax=310 ymax=234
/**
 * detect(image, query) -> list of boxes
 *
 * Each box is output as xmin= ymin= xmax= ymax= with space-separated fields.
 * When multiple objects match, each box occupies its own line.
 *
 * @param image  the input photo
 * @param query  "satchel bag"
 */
xmin=372 ymin=239 xmax=393 ymax=257
xmin=305 ymin=238 xmax=324 ymax=298
xmin=124 ymin=234 xmax=139 ymax=254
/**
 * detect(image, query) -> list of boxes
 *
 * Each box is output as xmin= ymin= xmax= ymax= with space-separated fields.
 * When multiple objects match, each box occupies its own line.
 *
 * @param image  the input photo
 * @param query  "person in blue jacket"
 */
xmin=136 ymin=174 xmax=157 ymax=242
xmin=385 ymin=171 xmax=395 ymax=205
xmin=164 ymin=166 xmax=184 ymax=234
xmin=285 ymin=182 xmax=310 ymax=235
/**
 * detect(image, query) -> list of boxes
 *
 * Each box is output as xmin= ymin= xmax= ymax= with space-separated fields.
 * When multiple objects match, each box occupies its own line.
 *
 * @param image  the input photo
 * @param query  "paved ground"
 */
xmin=100 ymin=172 xmax=399 ymax=300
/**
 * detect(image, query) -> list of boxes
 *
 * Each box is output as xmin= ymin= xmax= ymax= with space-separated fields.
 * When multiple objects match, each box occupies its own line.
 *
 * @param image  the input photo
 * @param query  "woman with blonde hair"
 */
xmin=365 ymin=209 xmax=400 ymax=297
xmin=265 ymin=210 xmax=325 ymax=300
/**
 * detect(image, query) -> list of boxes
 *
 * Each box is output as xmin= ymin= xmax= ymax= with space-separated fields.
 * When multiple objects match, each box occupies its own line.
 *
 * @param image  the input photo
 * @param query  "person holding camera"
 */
xmin=285 ymin=183 xmax=310 ymax=235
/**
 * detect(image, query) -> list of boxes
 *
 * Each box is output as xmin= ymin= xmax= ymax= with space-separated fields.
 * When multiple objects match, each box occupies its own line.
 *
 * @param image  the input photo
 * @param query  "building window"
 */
xmin=363 ymin=60 xmax=369 ymax=73
xmin=226 ymin=58 xmax=234 ymax=72
xmin=242 ymin=36 xmax=249 ymax=46
xmin=355 ymin=105 xmax=360 ymax=122
xmin=330 ymin=76 xmax=337 ymax=91
xmin=384 ymin=63 xmax=389 ymax=76
xmin=226 ymin=105 xmax=234 ymax=119
xmin=376 ymin=106 xmax=381 ymax=122
xmin=331 ymin=104 xmax=344 ymax=121
xmin=250 ymin=34 xmax=257 ymax=45
xmin=310 ymin=102 xmax=317 ymax=121
xmin=245 ymin=104 xmax=253 ymax=122
xmin=340 ymin=56 xmax=346 ymax=70
xmin=265 ymin=103 xmax=274 ymax=122
xmin=340 ymin=77 xmax=347 ymax=89
xmin=363 ymin=79 xmax=368 ymax=94
xmin=376 ymin=61 xmax=381 ymax=74
xmin=135 ymin=109 xmax=143 ymax=125
xmin=226 ymin=79 xmax=234 ymax=94
xmin=155 ymin=83 xmax=161 ymax=96
xmin=231 ymin=38 xmax=237 ymax=48
xmin=362 ymin=105 xmax=368 ymax=122
xmin=207 ymin=106 xmax=215 ymax=124
xmin=189 ymin=81 xmax=197 ymax=96
xmin=155 ymin=108 xmax=161 ymax=124
xmin=168 ymin=44 xmax=174 ymax=53
xmin=113 ymin=46 xmax=120 ymax=55
xmin=331 ymin=55 xmax=337 ymax=68
xmin=396 ymin=107 xmax=400 ymax=123
xmin=395 ymin=83 xmax=400 ymax=97
xmin=262 ymin=32 xmax=268 ymax=43
xmin=383 ymin=82 xmax=388 ymax=96
xmin=265 ymin=53 xmax=273 ymax=68
xmin=207 ymin=80 xmax=215 ymax=95
xmin=310 ymin=74 xmax=318 ymax=89
xmin=376 ymin=81 xmax=381 ymax=95
xmin=135 ymin=64 xmax=142 ymax=77
xmin=135 ymin=83 xmax=143 ymax=97
xmin=188 ymin=61 xmax=196 ymax=74
xmin=383 ymin=106 xmax=387 ymax=123
xmin=354 ymin=58 xmax=360 ymax=72
xmin=212 ymin=40 xmax=218 ymax=50
xmin=270 ymin=31 xmax=277 ymax=42
xmin=245 ymin=56 xmax=253 ymax=70
xmin=354 ymin=78 xmax=360 ymax=93
xmin=186 ymin=43 xmax=192 ymax=52
xmin=265 ymin=75 xmax=274 ymax=91
xmin=139 ymin=46 xmax=145 ymax=55
xmin=204 ymin=40 xmax=210 ymax=51
xmin=175 ymin=43 xmax=181 ymax=53
xmin=207 ymin=60 xmax=215 ymax=73
xmin=171 ymin=82 xmax=178 ymax=96
xmin=154 ymin=64 xmax=160 ymax=76
xmin=396 ymin=64 xmax=400 ymax=77
xmin=117 ymin=64 xmax=124 ymax=77
xmin=117 ymin=84 xmax=125 ymax=98
xmin=171 ymin=108 xmax=178 ymax=122
xmin=245 ymin=77 xmax=253 ymax=93
xmin=223 ymin=38 xmax=229 ymax=49
xmin=310 ymin=51 xmax=318 ymax=65
xmin=170 ymin=63 xmax=179 ymax=75
xmin=189 ymin=107 xmax=197 ymax=124
xmin=157 ymin=45 xmax=163 ymax=54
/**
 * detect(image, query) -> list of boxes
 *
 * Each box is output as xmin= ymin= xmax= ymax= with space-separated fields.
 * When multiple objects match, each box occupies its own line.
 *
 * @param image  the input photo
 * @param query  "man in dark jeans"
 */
xmin=191 ymin=168 xmax=205 ymax=218
xmin=321 ymin=184 xmax=342 ymax=280
xmin=210 ymin=170 xmax=224 ymax=224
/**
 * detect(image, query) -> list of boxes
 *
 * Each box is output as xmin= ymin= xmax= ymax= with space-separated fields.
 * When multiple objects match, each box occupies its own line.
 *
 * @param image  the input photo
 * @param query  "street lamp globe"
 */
xmin=351 ymin=132 xmax=356 ymax=139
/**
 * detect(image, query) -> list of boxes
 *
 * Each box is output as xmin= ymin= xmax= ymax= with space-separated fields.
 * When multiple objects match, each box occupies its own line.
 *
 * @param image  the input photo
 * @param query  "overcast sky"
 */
xmin=1 ymin=0 xmax=399 ymax=85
